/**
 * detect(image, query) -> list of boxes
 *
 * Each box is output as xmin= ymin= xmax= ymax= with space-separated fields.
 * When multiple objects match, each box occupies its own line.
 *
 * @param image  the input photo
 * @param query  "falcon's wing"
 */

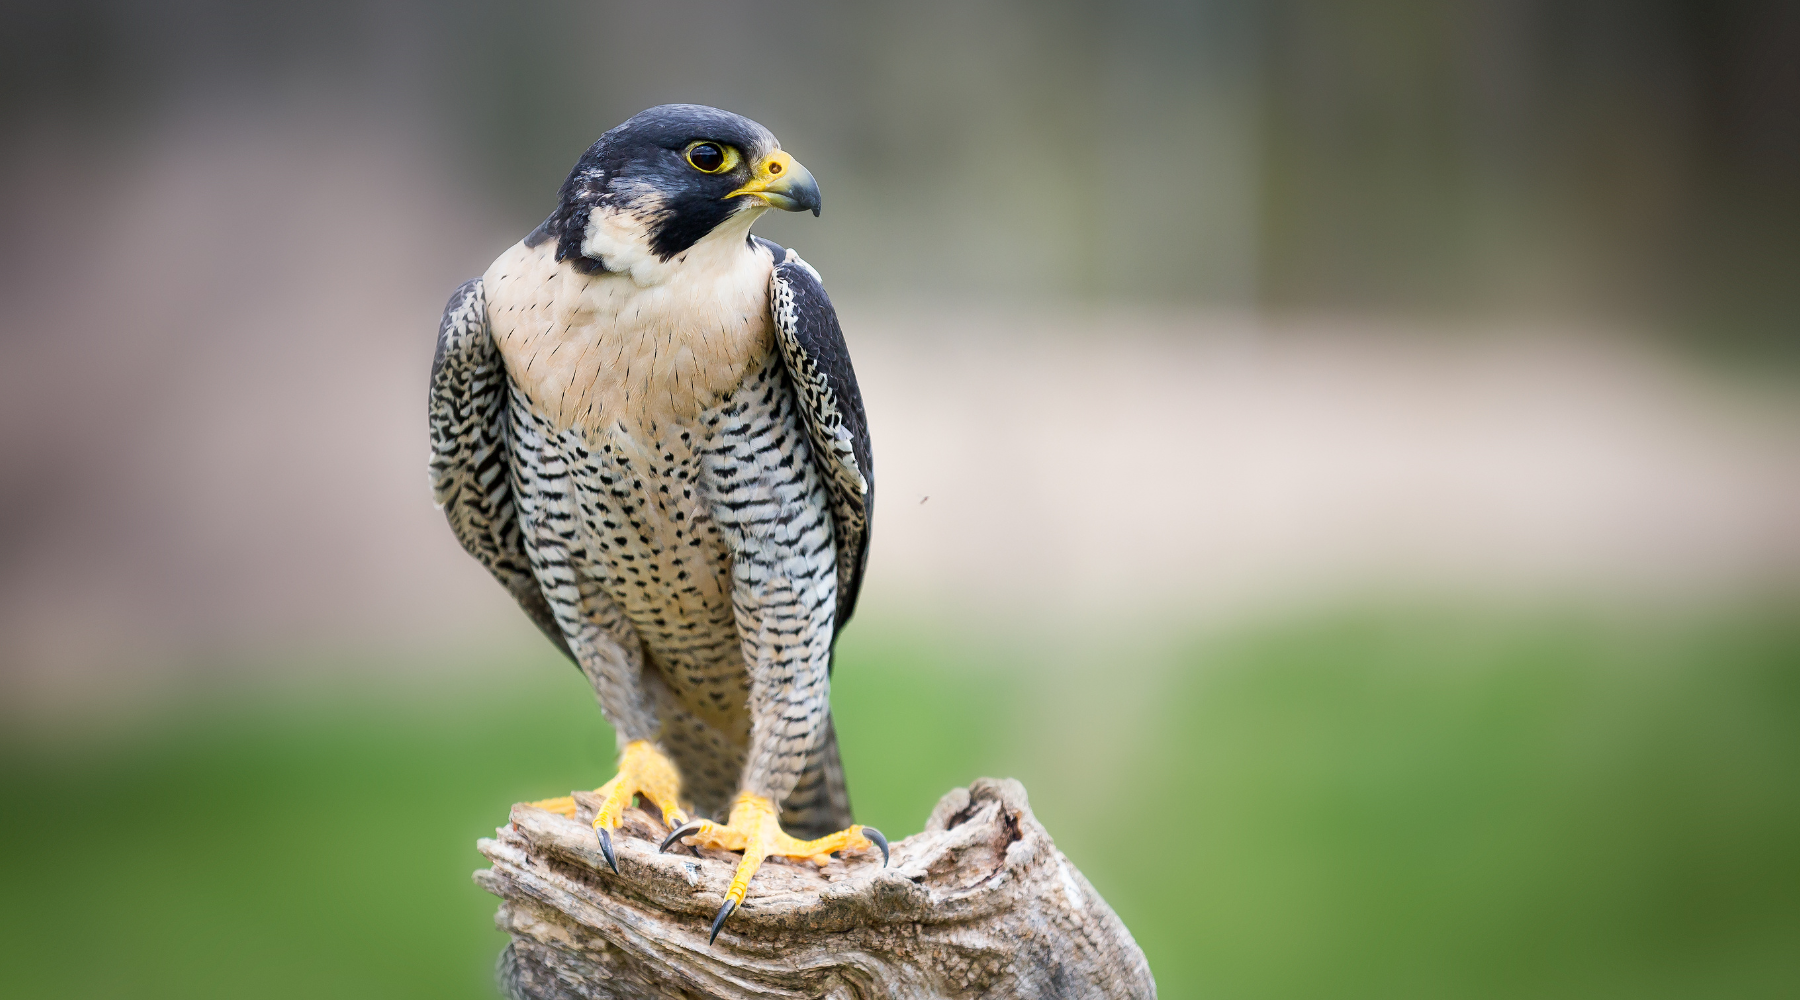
xmin=428 ymin=278 xmax=574 ymax=663
xmin=759 ymin=239 xmax=873 ymax=642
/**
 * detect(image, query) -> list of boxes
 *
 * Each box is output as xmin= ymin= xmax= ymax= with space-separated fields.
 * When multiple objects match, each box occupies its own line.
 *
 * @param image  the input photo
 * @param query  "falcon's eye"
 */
xmin=685 ymin=142 xmax=737 ymax=174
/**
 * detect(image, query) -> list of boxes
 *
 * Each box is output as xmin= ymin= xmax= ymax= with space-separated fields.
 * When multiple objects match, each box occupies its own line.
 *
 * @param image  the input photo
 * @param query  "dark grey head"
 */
xmin=528 ymin=104 xmax=821 ymax=274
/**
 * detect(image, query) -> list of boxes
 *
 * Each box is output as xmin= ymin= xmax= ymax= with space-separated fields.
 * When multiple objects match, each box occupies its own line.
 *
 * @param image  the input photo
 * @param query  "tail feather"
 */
xmin=779 ymin=714 xmax=854 ymax=839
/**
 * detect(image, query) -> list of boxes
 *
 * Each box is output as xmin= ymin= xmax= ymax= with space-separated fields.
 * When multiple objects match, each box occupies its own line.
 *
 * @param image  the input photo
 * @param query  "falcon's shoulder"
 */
xmin=428 ymin=277 xmax=574 ymax=662
xmin=755 ymin=237 xmax=874 ymax=635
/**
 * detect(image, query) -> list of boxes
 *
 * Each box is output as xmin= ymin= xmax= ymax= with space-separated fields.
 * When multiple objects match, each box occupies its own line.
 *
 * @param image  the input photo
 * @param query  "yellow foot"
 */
xmin=524 ymin=740 xmax=688 ymax=875
xmin=659 ymin=791 xmax=889 ymax=944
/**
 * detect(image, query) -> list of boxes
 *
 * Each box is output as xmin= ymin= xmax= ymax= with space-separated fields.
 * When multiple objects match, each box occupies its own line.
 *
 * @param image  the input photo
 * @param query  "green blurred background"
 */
xmin=2 ymin=2 xmax=1797 ymax=998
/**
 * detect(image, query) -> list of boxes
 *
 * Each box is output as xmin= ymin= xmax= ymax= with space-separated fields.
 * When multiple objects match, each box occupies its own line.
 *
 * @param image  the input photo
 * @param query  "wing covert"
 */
xmin=759 ymin=239 xmax=874 ymax=637
xmin=428 ymin=278 xmax=575 ymax=662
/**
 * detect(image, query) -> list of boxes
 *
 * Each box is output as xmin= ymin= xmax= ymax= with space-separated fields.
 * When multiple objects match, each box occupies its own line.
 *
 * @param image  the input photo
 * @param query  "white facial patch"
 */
xmin=581 ymin=184 xmax=769 ymax=288
xmin=581 ymin=182 xmax=671 ymax=286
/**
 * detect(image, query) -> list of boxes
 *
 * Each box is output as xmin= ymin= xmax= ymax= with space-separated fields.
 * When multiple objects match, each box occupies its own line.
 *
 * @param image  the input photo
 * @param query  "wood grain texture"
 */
xmin=476 ymin=777 xmax=1156 ymax=999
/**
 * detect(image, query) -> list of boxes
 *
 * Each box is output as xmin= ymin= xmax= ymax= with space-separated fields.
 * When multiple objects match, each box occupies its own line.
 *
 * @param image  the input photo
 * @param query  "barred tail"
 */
xmin=780 ymin=714 xmax=854 ymax=839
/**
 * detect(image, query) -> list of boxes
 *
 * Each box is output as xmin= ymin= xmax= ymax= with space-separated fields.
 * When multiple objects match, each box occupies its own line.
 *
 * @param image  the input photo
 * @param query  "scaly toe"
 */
xmin=524 ymin=795 xmax=579 ymax=818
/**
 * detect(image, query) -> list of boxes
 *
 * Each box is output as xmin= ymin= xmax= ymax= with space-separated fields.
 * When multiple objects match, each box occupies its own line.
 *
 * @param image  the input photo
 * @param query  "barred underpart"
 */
xmin=513 ymin=352 xmax=837 ymax=818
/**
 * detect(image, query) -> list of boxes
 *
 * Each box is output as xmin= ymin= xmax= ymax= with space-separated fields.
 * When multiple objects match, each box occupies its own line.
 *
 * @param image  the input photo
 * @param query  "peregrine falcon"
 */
xmin=429 ymin=105 xmax=883 ymax=942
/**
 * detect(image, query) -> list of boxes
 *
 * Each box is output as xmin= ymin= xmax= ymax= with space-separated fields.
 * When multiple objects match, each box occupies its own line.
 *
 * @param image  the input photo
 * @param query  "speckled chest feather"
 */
xmin=484 ymin=232 xmax=777 ymax=435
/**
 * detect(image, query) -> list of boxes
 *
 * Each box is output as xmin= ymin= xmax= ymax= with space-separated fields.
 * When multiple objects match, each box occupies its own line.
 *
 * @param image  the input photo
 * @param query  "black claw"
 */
xmin=708 ymin=898 xmax=738 ymax=945
xmin=596 ymin=827 xmax=619 ymax=875
xmin=669 ymin=816 xmax=703 ymax=856
xmin=863 ymin=826 xmax=890 ymax=868
xmin=660 ymin=820 xmax=705 ymax=854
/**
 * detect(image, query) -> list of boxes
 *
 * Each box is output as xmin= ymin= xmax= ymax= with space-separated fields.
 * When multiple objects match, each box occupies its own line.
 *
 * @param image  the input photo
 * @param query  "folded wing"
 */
xmin=428 ymin=278 xmax=574 ymax=663
xmin=762 ymin=241 xmax=874 ymax=640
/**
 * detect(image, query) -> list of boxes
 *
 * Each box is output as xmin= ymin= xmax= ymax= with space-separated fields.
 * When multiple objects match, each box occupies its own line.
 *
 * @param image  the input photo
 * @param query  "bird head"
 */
xmin=534 ymin=104 xmax=821 ymax=278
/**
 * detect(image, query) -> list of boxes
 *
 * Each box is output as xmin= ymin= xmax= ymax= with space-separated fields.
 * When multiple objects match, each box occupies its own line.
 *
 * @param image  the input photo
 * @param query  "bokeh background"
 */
xmin=3 ymin=2 xmax=1797 ymax=997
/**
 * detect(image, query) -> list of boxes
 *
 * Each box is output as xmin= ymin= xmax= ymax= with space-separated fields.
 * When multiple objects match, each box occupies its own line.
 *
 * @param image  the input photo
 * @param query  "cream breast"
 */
xmin=484 ymin=216 xmax=776 ymax=437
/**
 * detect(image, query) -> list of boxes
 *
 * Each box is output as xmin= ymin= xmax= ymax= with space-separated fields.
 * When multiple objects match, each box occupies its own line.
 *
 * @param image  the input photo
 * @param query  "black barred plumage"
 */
xmin=760 ymin=237 xmax=873 ymax=639
xmin=428 ymin=278 xmax=572 ymax=662
xmin=428 ymin=106 xmax=868 ymax=844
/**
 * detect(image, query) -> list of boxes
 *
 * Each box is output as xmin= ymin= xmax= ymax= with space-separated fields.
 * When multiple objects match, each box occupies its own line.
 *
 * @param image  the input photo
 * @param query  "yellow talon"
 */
xmin=521 ymin=740 xmax=689 ymax=873
xmin=660 ymin=791 xmax=887 ymax=943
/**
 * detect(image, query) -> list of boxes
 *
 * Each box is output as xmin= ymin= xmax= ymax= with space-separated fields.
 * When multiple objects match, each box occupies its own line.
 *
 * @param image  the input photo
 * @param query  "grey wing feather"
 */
xmin=428 ymin=278 xmax=575 ymax=664
xmin=760 ymin=240 xmax=874 ymax=641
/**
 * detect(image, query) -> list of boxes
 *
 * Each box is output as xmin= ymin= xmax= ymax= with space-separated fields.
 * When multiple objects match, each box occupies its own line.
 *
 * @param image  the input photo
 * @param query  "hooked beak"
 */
xmin=726 ymin=150 xmax=822 ymax=216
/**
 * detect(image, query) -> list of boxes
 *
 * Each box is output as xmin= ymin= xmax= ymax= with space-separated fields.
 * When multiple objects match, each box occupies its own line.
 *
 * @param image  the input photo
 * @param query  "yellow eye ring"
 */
xmin=684 ymin=141 xmax=740 ymax=174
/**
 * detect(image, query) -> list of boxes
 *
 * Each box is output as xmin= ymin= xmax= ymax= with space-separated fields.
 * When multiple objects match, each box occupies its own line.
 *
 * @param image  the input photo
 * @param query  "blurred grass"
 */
xmin=1 ymin=604 xmax=1795 ymax=998
xmin=1090 ymin=609 xmax=1800 ymax=1000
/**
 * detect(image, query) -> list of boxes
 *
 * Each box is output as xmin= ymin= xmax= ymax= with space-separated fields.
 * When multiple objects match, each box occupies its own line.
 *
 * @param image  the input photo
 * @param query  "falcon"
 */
xmin=429 ymin=105 xmax=883 ymax=942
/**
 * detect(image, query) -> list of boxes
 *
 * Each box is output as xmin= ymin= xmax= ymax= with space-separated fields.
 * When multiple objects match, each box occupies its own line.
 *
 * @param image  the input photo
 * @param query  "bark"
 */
xmin=475 ymin=777 xmax=1156 ymax=999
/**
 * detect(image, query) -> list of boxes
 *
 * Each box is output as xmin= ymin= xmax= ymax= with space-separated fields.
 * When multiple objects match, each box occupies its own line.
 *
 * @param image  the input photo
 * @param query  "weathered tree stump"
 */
xmin=475 ymin=777 xmax=1156 ymax=999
